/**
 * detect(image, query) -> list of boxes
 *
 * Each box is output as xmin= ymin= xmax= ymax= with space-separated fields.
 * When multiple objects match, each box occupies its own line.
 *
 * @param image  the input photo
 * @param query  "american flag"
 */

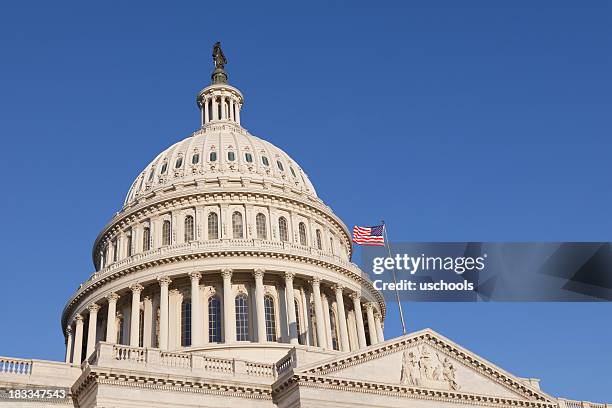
xmin=352 ymin=225 xmax=385 ymax=246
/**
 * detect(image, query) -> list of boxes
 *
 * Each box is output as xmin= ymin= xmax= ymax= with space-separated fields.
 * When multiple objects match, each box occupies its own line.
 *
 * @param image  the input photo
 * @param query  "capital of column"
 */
xmin=157 ymin=275 xmax=172 ymax=286
xmin=65 ymin=326 xmax=72 ymax=336
xmin=332 ymin=284 xmax=344 ymax=294
xmin=284 ymin=271 xmax=295 ymax=281
xmin=253 ymin=268 xmax=265 ymax=279
xmin=143 ymin=295 xmax=152 ymax=302
xmin=87 ymin=303 xmax=101 ymax=313
xmin=130 ymin=283 xmax=144 ymax=293
xmin=74 ymin=314 xmax=83 ymax=323
xmin=188 ymin=271 xmax=202 ymax=281
xmin=221 ymin=268 xmax=233 ymax=279
xmin=364 ymin=302 xmax=375 ymax=311
xmin=349 ymin=291 xmax=361 ymax=301
xmin=106 ymin=292 xmax=120 ymax=303
xmin=311 ymin=276 xmax=321 ymax=287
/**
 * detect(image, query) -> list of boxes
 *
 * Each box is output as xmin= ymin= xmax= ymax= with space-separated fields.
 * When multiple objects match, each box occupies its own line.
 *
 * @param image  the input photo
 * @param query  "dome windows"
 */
xmin=192 ymin=153 xmax=200 ymax=165
xmin=256 ymin=213 xmax=267 ymax=239
xmin=148 ymin=168 xmax=156 ymax=182
xmin=227 ymin=151 xmax=236 ymax=161
xmin=235 ymin=294 xmax=249 ymax=341
xmin=161 ymin=162 xmax=168 ymax=174
xmin=298 ymin=222 xmax=307 ymax=246
xmin=184 ymin=215 xmax=194 ymax=242
xmin=210 ymin=151 xmax=217 ymax=162
xmin=261 ymin=156 xmax=270 ymax=166
xmin=232 ymin=211 xmax=244 ymax=239
xmin=162 ymin=220 xmax=171 ymax=246
xmin=290 ymin=167 xmax=296 ymax=177
xmin=278 ymin=217 xmax=289 ymax=242
xmin=277 ymin=161 xmax=284 ymax=171
xmin=245 ymin=153 xmax=253 ymax=163
xmin=175 ymin=157 xmax=183 ymax=169
xmin=208 ymin=296 xmax=222 ymax=342
xmin=208 ymin=213 xmax=219 ymax=240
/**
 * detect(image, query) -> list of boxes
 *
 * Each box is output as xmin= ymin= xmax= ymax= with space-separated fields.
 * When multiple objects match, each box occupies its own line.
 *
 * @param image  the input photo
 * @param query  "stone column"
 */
xmin=374 ymin=313 xmax=384 ymax=342
xmin=310 ymin=278 xmax=326 ymax=349
xmin=229 ymin=99 xmax=235 ymax=121
xmin=73 ymin=315 xmax=84 ymax=364
xmin=350 ymin=293 xmax=367 ymax=348
xmin=86 ymin=304 xmax=100 ymax=358
xmin=64 ymin=327 xmax=73 ymax=363
xmin=157 ymin=276 xmax=171 ymax=350
xmin=143 ymin=296 xmax=153 ymax=347
xmin=189 ymin=272 xmax=202 ymax=346
xmin=220 ymin=95 xmax=227 ymax=120
xmin=204 ymin=97 xmax=209 ymax=124
xmin=105 ymin=293 xmax=119 ymax=343
xmin=333 ymin=285 xmax=350 ymax=351
xmin=212 ymin=96 xmax=218 ymax=121
xmin=365 ymin=302 xmax=378 ymax=345
xmin=285 ymin=272 xmax=299 ymax=345
xmin=322 ymin=294 xmax=333 ymax=349
xmin=222 ymin=268 xmax=233 ymax=342
xmin=129 ymin=283 xmax=144 ymax=347
xmin=235 ymin=103 xmax=241 ymax=125
xmin=253 ymin=269 xmax=266 ymax=342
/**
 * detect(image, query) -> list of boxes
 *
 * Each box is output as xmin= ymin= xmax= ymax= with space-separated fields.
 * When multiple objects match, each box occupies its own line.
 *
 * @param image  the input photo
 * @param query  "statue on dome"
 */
xmin=212 ymin=42 xmax=227 ymax=69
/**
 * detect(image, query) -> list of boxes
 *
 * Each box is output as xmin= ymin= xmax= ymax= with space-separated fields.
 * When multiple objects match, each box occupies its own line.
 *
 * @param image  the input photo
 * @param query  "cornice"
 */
xmin=62 ymin=248 xmax=386 ymax=328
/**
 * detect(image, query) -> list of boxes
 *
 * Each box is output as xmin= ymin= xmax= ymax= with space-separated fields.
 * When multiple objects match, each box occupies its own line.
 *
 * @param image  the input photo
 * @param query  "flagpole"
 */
xmin=381 ymin=220 xmax=407 ymax=336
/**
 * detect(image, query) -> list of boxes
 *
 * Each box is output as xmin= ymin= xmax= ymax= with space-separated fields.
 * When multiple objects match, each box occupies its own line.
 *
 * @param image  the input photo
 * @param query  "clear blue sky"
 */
xmin=0 ymin=0 xmax=610 ymax=402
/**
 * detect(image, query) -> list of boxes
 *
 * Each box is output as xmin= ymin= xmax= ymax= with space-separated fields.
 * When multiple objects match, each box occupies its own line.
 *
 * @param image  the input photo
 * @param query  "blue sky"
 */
xmin=0 ymin=0 xmax=610 ymax=401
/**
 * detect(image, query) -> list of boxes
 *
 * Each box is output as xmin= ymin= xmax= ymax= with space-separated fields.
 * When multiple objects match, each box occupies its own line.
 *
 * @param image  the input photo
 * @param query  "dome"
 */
xmin=123 ymin=126 xmax=317 ymax=209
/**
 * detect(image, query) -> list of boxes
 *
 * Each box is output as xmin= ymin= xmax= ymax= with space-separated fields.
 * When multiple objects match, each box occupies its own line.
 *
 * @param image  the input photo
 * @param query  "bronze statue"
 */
xmin=212 ymin=42 xmax=227 ymax=69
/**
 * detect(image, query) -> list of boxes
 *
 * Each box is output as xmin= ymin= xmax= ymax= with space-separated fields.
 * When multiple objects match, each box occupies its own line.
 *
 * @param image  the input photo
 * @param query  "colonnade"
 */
xmin=65 ymin=270 xmax=385 ymax=364
xmin=199 ymin=92 xmax=241 ymax=126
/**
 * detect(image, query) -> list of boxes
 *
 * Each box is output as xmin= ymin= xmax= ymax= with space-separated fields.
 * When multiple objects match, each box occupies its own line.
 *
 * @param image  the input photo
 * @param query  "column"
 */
xmin=285 ymin=272 xmax=298 ymax=345
xmin=222 ymin=268 xmax=233 ymax=342
xmin=374 ymin=313 xmax=384 ymax=342
xmin=212 ymin=96 xmax=218 ymax=121
xmin=204 ymin=97 xmax=209 ymax=124
xmin=86 ymin=304 xmax=100 ymax=358
xmin=189 ymin=272 xmax=202 ymax=346
xmin=350 ymin=293 xmax=367 ymax=348
xmin=229 ymin=99 xmax=235 ymax=122
xmin=235 ymin=103 xmax=241 ymax=125
xmin=73 ymin=315 xmax=84 ymax=364
xmin=300 ymin=288 xmax=311 ymax=346
xmin=64 ymin=327 xmax=73 ymax=363
xmin=310 ymin=278 xmax=327 ymax=349
xmin=322 ymin=294 xmax=333 ymax=349
xmin=253 ymin=269 xmax=266 ymax=342
xmin=157 ymin=276 xmax=171 ymax=350
xmin=143 ymin=296 xmax=153 ymax=347
xmin=365 ymin=302 xmax=378 ymax=345
xmin=333 ymin=285 xmax=350 ymax=351
xmin=129 ymin=283 xmax=144 ymax=347
xmin=105 ymin=293 xmax=120 ymax=343
xmin=220 ymin=95 xmax=227 ymax=119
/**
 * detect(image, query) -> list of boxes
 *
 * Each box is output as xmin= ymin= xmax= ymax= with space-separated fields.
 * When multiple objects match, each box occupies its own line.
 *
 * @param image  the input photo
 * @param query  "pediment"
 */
xmin=296 ymin=328 xmax=554 ymax=403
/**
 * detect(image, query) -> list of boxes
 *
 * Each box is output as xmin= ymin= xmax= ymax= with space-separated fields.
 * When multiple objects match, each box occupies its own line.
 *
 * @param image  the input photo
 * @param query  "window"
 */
xmin=143 ymin=227 xmax=151 ymax=251
xmin=277 ymin=161 xmax=284 ymax=171
xmin=192 ymin=153 xmax=200 ymax=164
xmin=264 ymin=295 xmax=277 ymax=341
xmin=299 ymin=222 xmax=307 ymax=246
xmin=161 ymin=162 xmax=167 ymax=174
xmin=181 ymin=299 xmax=192 ymax=347
xmin=316 ymin=229 xmax=322 ymax=250
xmin=329 ymin=237 xmax=334 ymax=255
xmin=208 ymin=296 xmax=222 ymax=342
xmin=294 ymin=299 xmax=302 ymax=345
xmin=162 ymin=220 xmax=171 ymax=246
xmin=208 ymin=213 xmax=219 ymax=239
xmin=279 ymin=217 xmax=288 ymax=242
xmin=256 ymin=213 xmax=267 ymax=239
xmin=330 ymin=310 xmax=339 ymax=351
xmin=245 ymin=153 xmax=253 ymax=163
xmin=290 ymin=167 xmax=296 ymax=177
xmin=261 ymin=156 xmax=269 ymax=166
xmin=126 ymin=230 xmax=133 ymax=257
xmin=209 ymin=151 xmax=217 ymax=162
xmin=139 ymin=309 xmax=144 ymax=347
xmin=148 ymin=168 xmax=155 ymax=181
xmin=175 ymin=157 xmax=183 ymax=168
xmin=232 ymin=211 xmax=243 ymax=239
xmin=184 ymin=215 xmax=194 ymax=242
xmin=112 ymin=239 xmax=118 ymax=262
xmin=235 ymin=294 xmax=249 ymax=341
xmin=227 ymin=151 xmax=235 ymax=161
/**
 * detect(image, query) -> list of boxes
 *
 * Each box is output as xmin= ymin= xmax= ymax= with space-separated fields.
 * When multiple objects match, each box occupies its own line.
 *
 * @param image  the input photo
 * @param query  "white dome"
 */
xmin=123 ymin=124 xmax=317 ymax=209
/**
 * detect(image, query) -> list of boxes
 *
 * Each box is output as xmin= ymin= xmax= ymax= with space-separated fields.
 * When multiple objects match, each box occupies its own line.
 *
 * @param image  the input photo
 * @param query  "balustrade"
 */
xmin=0 ymin=357 xmax=33 ymax=375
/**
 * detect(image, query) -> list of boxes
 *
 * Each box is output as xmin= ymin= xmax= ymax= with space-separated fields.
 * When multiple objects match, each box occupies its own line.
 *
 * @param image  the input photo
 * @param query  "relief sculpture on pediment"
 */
xmin=400 ymin=346 xmax=460 ymax=391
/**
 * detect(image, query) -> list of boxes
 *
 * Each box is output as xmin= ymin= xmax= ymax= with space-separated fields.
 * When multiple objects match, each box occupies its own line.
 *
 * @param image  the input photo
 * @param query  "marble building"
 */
xmin=0 ymin=44 xmax=607 ymax=408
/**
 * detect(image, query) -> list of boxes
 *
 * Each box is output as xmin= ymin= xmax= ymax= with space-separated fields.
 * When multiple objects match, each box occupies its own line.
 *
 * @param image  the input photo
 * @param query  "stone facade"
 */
xmin=0 ymin=49 xmax=608 ymax=408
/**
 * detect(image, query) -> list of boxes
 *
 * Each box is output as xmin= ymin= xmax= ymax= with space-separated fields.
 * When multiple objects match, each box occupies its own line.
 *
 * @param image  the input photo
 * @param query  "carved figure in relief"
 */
xmin=438 ymin=355 xmax=461 ymax=390
xmin=419 ymin=346 xmax=435 ymax=380
xmin=400 ymin=351 xmax=420 ymax=386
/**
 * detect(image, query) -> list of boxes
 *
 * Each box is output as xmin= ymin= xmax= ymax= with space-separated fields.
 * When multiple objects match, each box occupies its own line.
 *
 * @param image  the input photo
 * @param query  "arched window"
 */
xmin=138 ymin=309 xmax=144 ymax=347
xmin=192 ymin=153 xmax=200 ymax=164
xmin=208 ymin=296 xmax=222 ymax=343
xmin=277 ymin=160 xmax=284 ymax=171
xmin=227 ymin=151 xmax=235 ymax=161
xmin=175 ymin=157 xmax=183 ymax=168
xmin=126 ymin=229 xmax=133 ymax=257
xmin=232 ymin=211 xmax=244 ymax=239
xmin=315 ymin=229 xmax=322 ymax=250
xmin=184 ymin=215 xmax=194 ymax=242
xmin=256 ymin=213 xmax=267 ymax=239
xmin=330 ymin=310 xmax=339 ymax=351
xmin=143 ymin=226 xmax=151 ymax=251
xmin=329 ymin=237 xmax=334 ymax=255
xmin=261 ymin=156 xmax=269 ymax=166
xmin=181 ymin=299 xmax=192 ymax=347
xmin=298 ymin=222 xmax=307 ymax=246
xmin=290 ymin=167 xmax=297 ymax=177
xmin=279 ymin=217 xmax=288 ymax=242
xmin=112 ymin=239 xmax=118 ymax=262
xmin=245 ymin=153 xmax=253 ymax=163
xmin=210 ymin=151 xmax=217 ymax=162
xmin=294 ymin=298 xmax=302 ymax=345
xmin=161 ymin=162 xmax=168 ymax=174
xmin=235 ymin=294 xmax=249 ymax=341
xmin=264 ymin=295 xmax=277 ymax=342
xmin=208 ymin=213 xmax=219 ymax=240
xmin=162 ymin=220 xmax=171 ymax=246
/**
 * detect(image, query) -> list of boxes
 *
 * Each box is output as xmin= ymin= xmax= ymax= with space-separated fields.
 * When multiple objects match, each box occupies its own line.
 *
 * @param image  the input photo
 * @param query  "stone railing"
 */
xmin=0 ymin=357 xmax=33 ymax=375
xmin=558 ymin=399 xmax=611 ymax=408
xmin=0 ymin=356 xmax=81 ymax=388
xmin=275 ymin=348 xmax=297 ymax=377
xmin=89 ymin=342 xmax=276 ymax=381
